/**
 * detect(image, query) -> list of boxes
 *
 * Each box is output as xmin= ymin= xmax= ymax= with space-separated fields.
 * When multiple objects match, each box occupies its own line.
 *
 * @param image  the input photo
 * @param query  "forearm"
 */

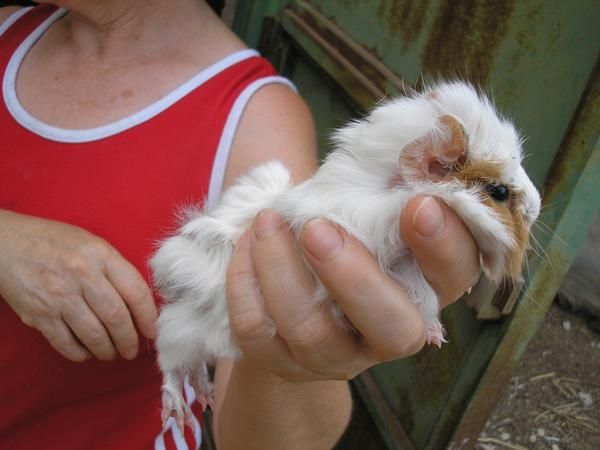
xmin=214 ymin=358 xmax=352 ymax=450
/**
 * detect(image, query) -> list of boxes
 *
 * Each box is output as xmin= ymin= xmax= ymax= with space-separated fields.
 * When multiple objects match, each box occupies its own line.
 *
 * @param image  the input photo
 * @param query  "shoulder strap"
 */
xmin=0 ymin=5 xmax=59 ymax=72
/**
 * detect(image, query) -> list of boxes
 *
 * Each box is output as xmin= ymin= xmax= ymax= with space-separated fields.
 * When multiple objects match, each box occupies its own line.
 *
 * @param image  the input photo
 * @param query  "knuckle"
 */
xmin=88 ymin=237 xmax=111 ymax=257
xmin=398 ymin=320 xmax=427 ymax=357
xmin=286 ymin=318 xmax=333 ymax=353
xmin=229 ymin=308 xmax=266 ymax=340
xmin=79 ymin=237 xmax=111 ymax=264
xmin=64 ymin=255 xmax=91 ymax=277
xmin=440 ymin=270 xmax=480 ymax=305
xmin=85 ymin=325 xmax=108 ymax=349
xmin=227 ymin=268 xmax=256 ymax=295
xmin=44 ymin=331 xmax=86 ymax=362
xmin=124 ymin=278 xmax=149 ymax=305
xmin=369 ymin=322 xmax=426 ymax=362
xmin=303 ymin=362 xmax=360 ymax=381
xmin=366 ymin=346 xmax=395 ymax=363
xmin=39 ymin=272 xmax=68 ymax=298
xmin=28 ymin=295 xmax=57 ymax=319
xmin=20 ymin=313 xmax=36 ymax=327
xmin=332 ymin=367 xmax=361 ymax=381
xmin=104 ymin=303 xmax=128 ymax=328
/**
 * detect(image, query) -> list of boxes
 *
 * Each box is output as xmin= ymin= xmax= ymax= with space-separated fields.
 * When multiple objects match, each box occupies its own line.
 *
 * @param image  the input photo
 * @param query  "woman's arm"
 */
xmin=213 ymin=84 xmax=351 ymax=449
xmin=0 ymin=210 xmax=158 ymax=362
xmin=212 ymin=84 xmax=480 ymax=449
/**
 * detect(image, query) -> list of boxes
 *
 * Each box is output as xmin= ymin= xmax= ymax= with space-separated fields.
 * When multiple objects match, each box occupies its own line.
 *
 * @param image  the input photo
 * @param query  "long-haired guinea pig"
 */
xmin=150 ymin=81 xmax=541 ymax=428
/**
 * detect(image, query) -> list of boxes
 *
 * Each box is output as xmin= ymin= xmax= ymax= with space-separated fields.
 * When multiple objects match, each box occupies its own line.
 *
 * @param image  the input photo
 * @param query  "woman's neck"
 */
xmin=46 ymin=0 xmax=210 ymax=59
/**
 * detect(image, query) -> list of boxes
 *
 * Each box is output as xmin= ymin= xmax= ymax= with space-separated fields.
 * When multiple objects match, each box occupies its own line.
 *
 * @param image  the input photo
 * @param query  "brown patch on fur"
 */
xmin=454 ymin=160 xmax=504 ymax=184
xmin=455 ymin=159 xmax=530 ymax=281
xmin=483 ymin=196 xmax=526 ymax=280
xmin=438 ymin=115 xmax=469 ymax=163
xmin=505 ymin=191 xmax=530 ymax=280
xmin=397 ymin=114 xmax=468 ymax=183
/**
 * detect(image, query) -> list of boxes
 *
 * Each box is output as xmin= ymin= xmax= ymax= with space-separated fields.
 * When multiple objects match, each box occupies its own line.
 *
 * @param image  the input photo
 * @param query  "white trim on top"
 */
xmin=205 ymin=76 xmax=297 ymax=209
xmin=2 ymin=6 xmax=260 ymax=143
xmin=0 ymin=6 xmax=31 ymax=38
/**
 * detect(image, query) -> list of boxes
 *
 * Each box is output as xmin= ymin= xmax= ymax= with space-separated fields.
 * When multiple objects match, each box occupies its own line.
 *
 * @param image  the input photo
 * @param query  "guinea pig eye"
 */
xmin=485 ymin=183 xmax=510 ymax=201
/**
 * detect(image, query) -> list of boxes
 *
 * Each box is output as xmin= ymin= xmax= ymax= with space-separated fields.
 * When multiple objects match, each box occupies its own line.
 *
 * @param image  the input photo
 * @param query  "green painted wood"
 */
xmin=233 ymin=1 xmax=600 ymax=448
xmin=291 ymin=56 xmax=357 ymax=161
xmin=448 ymin=66 xmax=600 ymax=447
xmin=232 ymin=0 xmax=288 ymax=50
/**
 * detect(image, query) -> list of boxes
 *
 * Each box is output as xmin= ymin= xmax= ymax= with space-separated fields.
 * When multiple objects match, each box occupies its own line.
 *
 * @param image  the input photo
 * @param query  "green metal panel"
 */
xmin=232 ymin=1 xmax=600 ymax=448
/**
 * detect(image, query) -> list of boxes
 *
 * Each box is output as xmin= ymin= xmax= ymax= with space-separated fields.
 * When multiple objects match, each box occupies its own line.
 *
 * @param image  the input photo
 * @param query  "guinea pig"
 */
xmin=150 ymin=81 xmax=541 ymax=429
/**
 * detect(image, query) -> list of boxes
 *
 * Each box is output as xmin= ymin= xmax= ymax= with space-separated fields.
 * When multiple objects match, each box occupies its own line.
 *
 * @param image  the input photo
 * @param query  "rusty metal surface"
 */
xmin=284 ymin=8 xmax=386 ymax=105
xmin=282 ymin=0 xmax=408 ymax=109
xmin=233 ymin=1 xmax=600 ymax=448
xmin=422 ymin=0 xmax=515 ymax=85
xmin=447 ymin=61 xmax=600 ymax=448
xmin=353 ymin=372 xmax=416 ymax=450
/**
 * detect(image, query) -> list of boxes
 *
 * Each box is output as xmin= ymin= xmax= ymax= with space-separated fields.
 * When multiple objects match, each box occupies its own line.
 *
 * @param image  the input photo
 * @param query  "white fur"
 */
xmin=150 ymin=81 xmax=541 ymax=424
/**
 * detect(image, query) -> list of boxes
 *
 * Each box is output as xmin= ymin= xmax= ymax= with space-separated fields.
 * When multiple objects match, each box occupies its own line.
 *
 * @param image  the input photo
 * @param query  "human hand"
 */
xmin=225 ymin=195 xmax=480 ymax=381
xmin=0 ymin=211 xmax=157 ymax=362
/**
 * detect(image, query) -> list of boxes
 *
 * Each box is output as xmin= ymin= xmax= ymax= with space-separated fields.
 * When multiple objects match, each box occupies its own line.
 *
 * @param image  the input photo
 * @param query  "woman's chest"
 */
xmin=16 ymin=53 xmax=202 ymax=129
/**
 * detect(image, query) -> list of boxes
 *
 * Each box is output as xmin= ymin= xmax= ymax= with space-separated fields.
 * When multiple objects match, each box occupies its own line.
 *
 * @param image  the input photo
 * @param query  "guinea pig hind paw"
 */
xmin=425 ymin=320 xmax=447 ymax=348
xmin=189 ymin=369 xmax=215 ymax=412
xmin=161 ymin=384 xmax=192 ymax=432
xmin=196 ymin=391 xmax=215 ymax=413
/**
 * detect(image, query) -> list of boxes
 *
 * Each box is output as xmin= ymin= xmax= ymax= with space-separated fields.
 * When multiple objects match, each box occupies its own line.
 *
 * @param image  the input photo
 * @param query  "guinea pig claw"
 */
xmin=189 ymin=367 xmax=215 ymax=412
xmin=197 ymin=392 xmax=215 ymax=412
xmin=161 ymin=383 xmax=192 ymax=431
xmin=426 ymin=319 xmax=447 ymax=348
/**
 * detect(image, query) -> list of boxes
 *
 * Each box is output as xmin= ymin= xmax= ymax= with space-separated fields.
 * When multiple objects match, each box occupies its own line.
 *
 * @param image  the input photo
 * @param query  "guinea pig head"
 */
xmin=395 ymin=84 xmax=541 ymax=283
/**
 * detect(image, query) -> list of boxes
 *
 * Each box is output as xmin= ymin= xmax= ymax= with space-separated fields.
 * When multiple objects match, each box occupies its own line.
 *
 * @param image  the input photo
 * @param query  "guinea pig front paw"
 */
xmin=425 ymin=319 xmax=447 ymax=348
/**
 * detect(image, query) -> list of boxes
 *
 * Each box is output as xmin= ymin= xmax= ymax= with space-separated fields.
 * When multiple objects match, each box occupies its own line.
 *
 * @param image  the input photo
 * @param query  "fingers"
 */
xmin=105 ymin=252 xmax=157 ymax=340
xmin=227 ymin=202 xmax=474 ymax=381
xmin=38 ymin=318 xmax=91 ymax=362
xmin=250 ymin=211 xmax=368 ymax=378
xmin=67 ymin=250 xmax=154 ymax=361
xmin=66 ymin=247 xmax=155 ymax=361
xmin=400 ymin=196 xmax=480 ymax=307
xmin=301 ymin=220 xmax=426 ymax=360
xmin=226 ymin=228 xmax=322 ymax=382
xmin=82 ymin=279 xmax=139 ymax=359
xmin=61 ymin=297 xmax=117 ymax=361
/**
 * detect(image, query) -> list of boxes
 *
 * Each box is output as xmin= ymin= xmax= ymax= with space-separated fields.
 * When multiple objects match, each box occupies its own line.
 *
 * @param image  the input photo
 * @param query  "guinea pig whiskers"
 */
xmin=527 ymin=230 xmax=553 ymax=268
xmin=520 ymin=287 xmax=556 ymax=320
xmin=533 ymin=220 xmax=576 ymax=253
xmin=524 ymin=249 xmax=532 ymax=285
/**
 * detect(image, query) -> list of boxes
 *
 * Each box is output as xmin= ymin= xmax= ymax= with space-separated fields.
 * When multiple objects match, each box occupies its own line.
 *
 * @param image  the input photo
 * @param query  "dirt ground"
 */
xmin=477 ymin=301 xmax=600 ymax=450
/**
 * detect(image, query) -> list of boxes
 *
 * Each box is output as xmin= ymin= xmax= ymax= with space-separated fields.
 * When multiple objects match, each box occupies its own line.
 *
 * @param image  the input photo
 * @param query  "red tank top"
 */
xmin=0 ymin=5 xmax=291 ymax=449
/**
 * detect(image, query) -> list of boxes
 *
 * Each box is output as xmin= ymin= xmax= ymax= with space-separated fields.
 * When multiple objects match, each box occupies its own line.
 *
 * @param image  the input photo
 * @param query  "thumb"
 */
xmin=400 ymin=196 xmax=480 ymax=307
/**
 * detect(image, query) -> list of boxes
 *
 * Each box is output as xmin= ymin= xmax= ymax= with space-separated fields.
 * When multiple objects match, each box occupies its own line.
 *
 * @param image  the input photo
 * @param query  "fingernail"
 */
xmin=412 ymin=197 xmax=445 ymax=237
xmin=302 ymin=220 xmax=344 ymax=261
xmin=253 ymin=210 xmax=283 ymax=240
xmin=124 ymin=347 xmax=138 ymax=360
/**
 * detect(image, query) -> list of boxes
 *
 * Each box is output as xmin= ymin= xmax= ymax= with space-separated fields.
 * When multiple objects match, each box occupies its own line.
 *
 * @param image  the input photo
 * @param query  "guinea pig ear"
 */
xmin=395 ymin=115 xmax=468 ymax=185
